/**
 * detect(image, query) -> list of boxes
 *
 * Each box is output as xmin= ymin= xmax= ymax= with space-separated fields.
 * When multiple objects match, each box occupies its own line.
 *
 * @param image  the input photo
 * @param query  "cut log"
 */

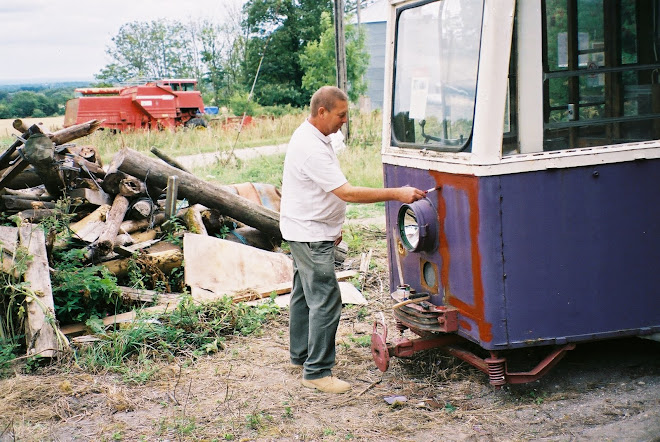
xmin=69 ymin=187 xmax=113 ymax=207
xmin=93 ymin=194 xmax=130 ymax=256
xmin=128 ymin=198 xmax=154 ymax=220
xmin=3 ymin=186 xmax=50 ymax=199
xmin=16 ymin=209 xmax=56 ymax=223
xmin=109 ymin=148 xmax=281 ymax=239
xmin=114 ymin=228 xmax=159 ymax=247
xmin=18 ymin=225 xmax=63 ymax=357
xmin=101 ymin=247 xmax=183 ymax=277
xmin=13 ymin=119 xmax=29 ymax=133
xmin=48 ymin=119 xmax=103 ymax=146
xmin=1 ymin=195 xmax=57 ymax=211
xmin=224 ymin=226 xmax=281 ymax=251
xmin=20 ymin=133 xmax=63 ymax=196
xmin=182 ymin=205 xmax=207 ymax=235
xmin=64 ymin=204 xmax=111 ymax=245
xmin=1 ymin=166 xmax=42 ymax=190
xmin=119 ymin=212 xmax=166 ymax=234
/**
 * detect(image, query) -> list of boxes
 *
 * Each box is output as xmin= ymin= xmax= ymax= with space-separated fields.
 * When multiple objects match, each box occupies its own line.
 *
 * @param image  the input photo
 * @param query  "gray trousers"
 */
xmin=288 ymin=241 xmax=342 ymax=380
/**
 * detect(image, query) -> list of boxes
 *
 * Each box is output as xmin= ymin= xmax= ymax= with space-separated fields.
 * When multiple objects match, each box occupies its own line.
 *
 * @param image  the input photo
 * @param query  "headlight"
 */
xmin=397 ymin=198 xmax=438 ymax=252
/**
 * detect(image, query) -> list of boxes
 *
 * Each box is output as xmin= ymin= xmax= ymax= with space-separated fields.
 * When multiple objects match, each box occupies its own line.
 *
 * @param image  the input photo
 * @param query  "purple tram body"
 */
xmin=373 ymin=0 xmax=660 ymax=385
xmin=383 ymin=159 xmax=660 ymax=351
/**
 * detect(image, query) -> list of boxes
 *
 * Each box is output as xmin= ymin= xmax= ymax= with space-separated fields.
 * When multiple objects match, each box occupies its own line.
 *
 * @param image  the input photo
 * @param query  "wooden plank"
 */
xmin=119 ymin=286 xmax=182 ymax=304
xmin=19 ymin=225 xmax=61 ymax=357
xmin=225 ymin=270 xmax=358 ymax=303
xmin=0 ymin=225 xmax=18 ymax=276
xmin=183 ymin=233 xmax=293 ymax=303
xmin=60 ymin=304 xmax=175 ymax=336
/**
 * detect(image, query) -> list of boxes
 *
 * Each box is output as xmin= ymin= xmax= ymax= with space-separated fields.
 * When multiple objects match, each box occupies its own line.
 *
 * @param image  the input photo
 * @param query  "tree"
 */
xmin=299 ymin=11 xmax=368 ymax=103
xmin=96 ymin=19 xmax=199 ymax=82
xmin=241 ymin=0 xmax=333 ymax=107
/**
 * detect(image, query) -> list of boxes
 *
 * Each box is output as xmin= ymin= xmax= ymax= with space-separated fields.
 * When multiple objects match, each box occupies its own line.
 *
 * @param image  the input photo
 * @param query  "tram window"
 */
xmin=541 ymin=0 xmax=660 ymax=150
xmin=391 ymin=0 xmax=484 ymax=152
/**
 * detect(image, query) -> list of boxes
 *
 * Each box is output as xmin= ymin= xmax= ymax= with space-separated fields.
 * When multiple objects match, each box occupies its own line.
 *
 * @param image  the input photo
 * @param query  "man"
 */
xmin=280 ymin=86 xmax=426 ymax=394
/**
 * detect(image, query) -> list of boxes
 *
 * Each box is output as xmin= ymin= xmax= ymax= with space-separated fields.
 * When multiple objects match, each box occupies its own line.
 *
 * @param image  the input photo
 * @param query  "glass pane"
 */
xmin=392 ymin=0 xmax=484 ymax=151
xmin=543 ymin=0 xmax=660 ymax=150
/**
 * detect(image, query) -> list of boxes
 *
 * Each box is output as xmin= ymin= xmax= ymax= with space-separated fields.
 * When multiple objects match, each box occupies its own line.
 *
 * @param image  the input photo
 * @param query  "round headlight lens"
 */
xmin=399 ymin=207 xmax=419 ymax=250
xmin=397 ymin=198 xmax=438 ymax=252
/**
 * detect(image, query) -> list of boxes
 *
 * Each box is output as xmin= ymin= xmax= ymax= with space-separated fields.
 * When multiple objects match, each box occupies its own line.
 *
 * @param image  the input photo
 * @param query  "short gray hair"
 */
xmin=310 ymin=86 xmax=348 ymax=116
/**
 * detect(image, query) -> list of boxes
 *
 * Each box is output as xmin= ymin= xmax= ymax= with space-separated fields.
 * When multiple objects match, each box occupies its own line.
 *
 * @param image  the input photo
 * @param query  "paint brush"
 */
xmin=425 ymin=185 xmax=441 ymax=194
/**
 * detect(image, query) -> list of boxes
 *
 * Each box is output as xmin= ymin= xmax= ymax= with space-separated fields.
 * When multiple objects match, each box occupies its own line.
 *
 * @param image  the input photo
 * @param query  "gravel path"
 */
xmin=175 ymin=143 xmax=288 ymax=169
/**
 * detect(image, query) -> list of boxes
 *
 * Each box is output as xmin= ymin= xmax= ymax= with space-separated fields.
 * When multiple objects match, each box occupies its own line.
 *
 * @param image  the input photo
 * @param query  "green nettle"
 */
xmin=51 ymin=248 xmax=122 ymax=324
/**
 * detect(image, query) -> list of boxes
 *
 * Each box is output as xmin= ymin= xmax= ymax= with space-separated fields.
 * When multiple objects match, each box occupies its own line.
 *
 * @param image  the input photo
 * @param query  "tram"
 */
xmin=371 ymin=0 xmax=660 ymax=385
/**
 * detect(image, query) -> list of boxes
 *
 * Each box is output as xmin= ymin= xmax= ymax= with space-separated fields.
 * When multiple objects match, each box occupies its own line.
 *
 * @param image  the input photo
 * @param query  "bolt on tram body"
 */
xmin=372 ymin=0 xmax=660 ymax=385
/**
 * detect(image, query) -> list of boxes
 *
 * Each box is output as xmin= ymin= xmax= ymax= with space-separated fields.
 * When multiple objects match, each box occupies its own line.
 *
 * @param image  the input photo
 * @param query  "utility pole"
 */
xmin=333 ymin=0 xmax=350 ymax=140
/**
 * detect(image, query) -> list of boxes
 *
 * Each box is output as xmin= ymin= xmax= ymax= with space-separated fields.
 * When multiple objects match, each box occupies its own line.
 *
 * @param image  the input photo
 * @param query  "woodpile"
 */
xmin=0 ymin=118 xmax=356 ymax=359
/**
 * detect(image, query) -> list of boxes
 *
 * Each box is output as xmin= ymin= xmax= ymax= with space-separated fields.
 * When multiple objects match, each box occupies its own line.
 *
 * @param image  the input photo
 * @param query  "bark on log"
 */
xmin=0 ymin=196 xmax=57 ymax=211
xmin=110 ymin=148 xmax=281 ymax=239
xmin=16 ymin=209 xmax=55 ymax=223
xmin=224 ymin=226 xmax=281 ymax=251
xmin=119 ymin=286 xmax=181 ymax=304
xmin=19 ymin=225 xmax=62 ymax=358
xmin=93 ymin=194 xmax=130 ymax=256
xmin=13 ymin=119 xmax=29 ymax=133
xmin=20 ymin=133 xmax=63 ymax=196
xmin=128 ymin=198 xmax=154 ymax=220
xmin=114 ymin=228 xmax=158 ymax=247
xmin=101 ymin=248 xmax=183 ymax=277
xmin=0 ymin=226 xmax=18 ymax=277
xmin=182 ymin=205 xmax=207 ymax=235
xmin=119 ymin=212 xmax=166 ymax=234
xmin=1 ymin=166 xmax=42 ymax=190
xmin=48 ymin=119 xmax=103 ymax=146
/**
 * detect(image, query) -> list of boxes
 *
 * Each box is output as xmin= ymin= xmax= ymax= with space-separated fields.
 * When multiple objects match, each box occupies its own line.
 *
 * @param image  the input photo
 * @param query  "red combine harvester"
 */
xmin=64 ymin=79 xmax=206 ymax=131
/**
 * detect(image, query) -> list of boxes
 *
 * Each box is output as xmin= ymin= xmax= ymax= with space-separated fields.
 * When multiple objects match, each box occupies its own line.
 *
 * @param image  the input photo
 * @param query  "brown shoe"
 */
xmin=289 ymin=362 xmax=303 ymax=369
xmin=302 ymin=376 xmax=351 ymax=394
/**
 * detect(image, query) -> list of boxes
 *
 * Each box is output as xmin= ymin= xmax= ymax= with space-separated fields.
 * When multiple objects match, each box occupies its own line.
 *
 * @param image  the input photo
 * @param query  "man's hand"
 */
xmin=395 ymin=186 xmax=427 ymax=203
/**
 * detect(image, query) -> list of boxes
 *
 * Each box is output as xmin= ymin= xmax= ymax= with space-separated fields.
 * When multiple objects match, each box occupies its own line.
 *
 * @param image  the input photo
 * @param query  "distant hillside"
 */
xmin=0 ymin=81 xmax=92 ymax=92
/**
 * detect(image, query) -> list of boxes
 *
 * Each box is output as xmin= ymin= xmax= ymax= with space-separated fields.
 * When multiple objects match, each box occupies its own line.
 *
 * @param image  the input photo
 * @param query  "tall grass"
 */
xmin=199 ymin=110 xmax=384 ymax=188
xmin=89 ymin=111 xmax=307 ymax=164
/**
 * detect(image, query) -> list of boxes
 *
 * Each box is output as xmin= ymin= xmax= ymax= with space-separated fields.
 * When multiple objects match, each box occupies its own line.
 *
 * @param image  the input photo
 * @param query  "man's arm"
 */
xmin=332 ymin=182 xmax=426 ymax=204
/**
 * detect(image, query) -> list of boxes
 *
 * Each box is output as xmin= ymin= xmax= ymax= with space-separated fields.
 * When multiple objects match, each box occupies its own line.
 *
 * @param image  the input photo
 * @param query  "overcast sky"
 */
xmin=0 ymin=0 xmax=245 ymax=84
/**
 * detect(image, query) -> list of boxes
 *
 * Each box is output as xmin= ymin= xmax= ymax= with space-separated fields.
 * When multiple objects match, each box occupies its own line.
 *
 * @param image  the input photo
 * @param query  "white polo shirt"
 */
xmin=280 ymin=120 xmax=348 ymax=242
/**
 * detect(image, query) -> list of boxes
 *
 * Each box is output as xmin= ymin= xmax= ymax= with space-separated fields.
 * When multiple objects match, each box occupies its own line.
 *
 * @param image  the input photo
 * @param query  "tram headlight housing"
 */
xmin=397 ymin=198 xmax=438 ymax=252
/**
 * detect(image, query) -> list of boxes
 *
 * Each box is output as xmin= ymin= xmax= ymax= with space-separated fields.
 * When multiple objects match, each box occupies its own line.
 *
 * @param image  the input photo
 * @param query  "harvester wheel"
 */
xmin=186 ymin=117 xmax=208 ymax=129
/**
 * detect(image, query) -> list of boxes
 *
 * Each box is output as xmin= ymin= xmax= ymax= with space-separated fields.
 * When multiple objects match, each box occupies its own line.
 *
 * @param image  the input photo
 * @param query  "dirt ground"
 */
xmin=1 ymin=227 xmax=660 ymax=441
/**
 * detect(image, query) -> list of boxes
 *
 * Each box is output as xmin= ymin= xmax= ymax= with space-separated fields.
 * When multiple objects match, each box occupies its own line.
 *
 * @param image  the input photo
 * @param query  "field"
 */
xmin=0 ymin=116 xmax=65 ymax=137
xmin=0 ymin=114 xmax=659 ymax=440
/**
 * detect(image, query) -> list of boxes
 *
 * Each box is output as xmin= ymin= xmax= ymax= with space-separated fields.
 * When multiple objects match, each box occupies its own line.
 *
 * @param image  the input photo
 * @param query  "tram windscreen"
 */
xmin=391 ymin=0 xmax=484 ymax=151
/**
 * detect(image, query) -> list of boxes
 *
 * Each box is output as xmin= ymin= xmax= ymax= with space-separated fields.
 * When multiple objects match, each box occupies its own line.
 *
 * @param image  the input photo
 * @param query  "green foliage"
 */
xmin=0 ymin=86 xmax=77 ymax=118
xmin=51 ymin=248 xmax=122 ymax=323
xmin=97 ymin=20 xmax=200 ymax=82
xmin=348 ymin=334 xmax=371 ymax=347
xmin=242 ymin=0 xmax=333 ymax=107
xmin=205 ymin=153 xmax=285 ymax=187
xmin=0 ymin=339 xmax=20 ymax=378
xmin=74 ymin=296 xmax=280 ymax=373
xmin=299 ymin=11 xmax=369 ymax=103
